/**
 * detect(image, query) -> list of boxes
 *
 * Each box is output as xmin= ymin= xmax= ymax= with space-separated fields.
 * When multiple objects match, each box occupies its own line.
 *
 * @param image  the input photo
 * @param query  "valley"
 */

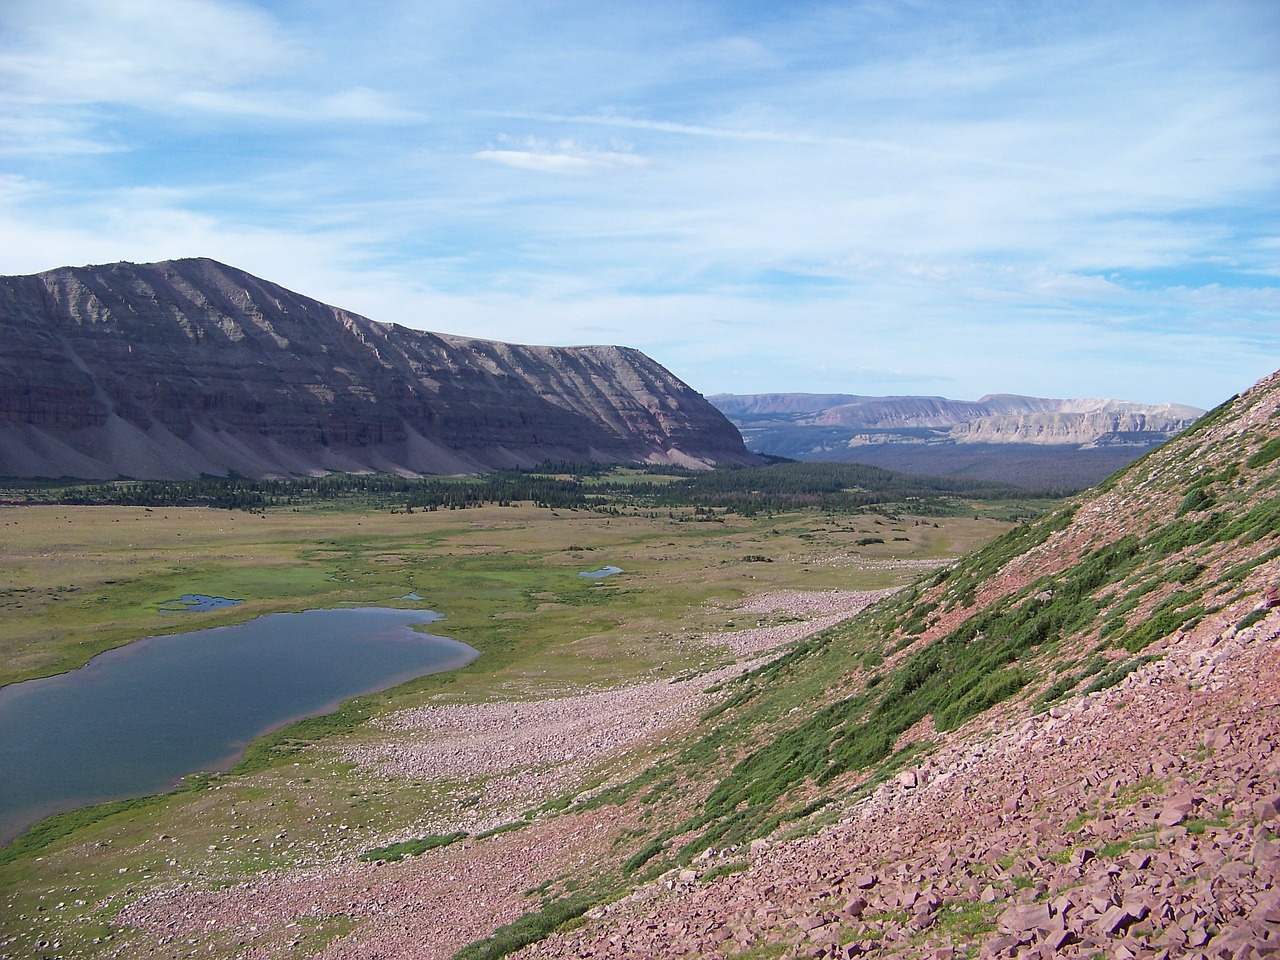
xmin=712 ymin=393 xmax=1205 ymax=489
xmin=2 ymin=374 xmax=1278 ymax=960
xmin=5 ymin=4 xmax=1275 ymax=956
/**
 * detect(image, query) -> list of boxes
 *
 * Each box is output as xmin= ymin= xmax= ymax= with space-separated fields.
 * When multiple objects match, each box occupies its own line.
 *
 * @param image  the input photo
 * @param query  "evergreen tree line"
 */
xmin=0 ymin=459 xmax=1037 ymax=516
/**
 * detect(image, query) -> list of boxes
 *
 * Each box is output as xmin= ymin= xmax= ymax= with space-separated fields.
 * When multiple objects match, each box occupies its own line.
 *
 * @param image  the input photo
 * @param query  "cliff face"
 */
xmin=948 ymin=410 xmax=1197 ymax=445
xmin=712 ymin=392 xmax=1202 ymax=442
xmin=0 ymin=258 xmax=757 ymax=479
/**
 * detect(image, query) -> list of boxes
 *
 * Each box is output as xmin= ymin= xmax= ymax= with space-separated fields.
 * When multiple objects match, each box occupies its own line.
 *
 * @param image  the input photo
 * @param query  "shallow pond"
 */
xmin=578 ymin=565 xmax=623 ymax=579
xmin=157 ymin=594 xmax=244 ymax=613
xmin=0 ymin=607 xmax=476 ymax=846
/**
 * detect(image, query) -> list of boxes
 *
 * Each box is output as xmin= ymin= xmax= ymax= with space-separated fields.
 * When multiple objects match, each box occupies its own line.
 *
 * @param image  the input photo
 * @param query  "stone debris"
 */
xmin=714 ymin=590 xmax=898 ymax=656
xmin=119 ymin=811 xmax=620 ymax=960
xmin=514 ymin=608 xmax=1280 ymax=960
xmin=337 ymin=591 xmax=892 ymax=811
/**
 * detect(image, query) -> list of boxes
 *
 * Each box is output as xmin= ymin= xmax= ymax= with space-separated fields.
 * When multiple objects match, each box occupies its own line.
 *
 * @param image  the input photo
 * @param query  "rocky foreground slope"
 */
xmin=0 ymin=259 xmax=755 ymax=479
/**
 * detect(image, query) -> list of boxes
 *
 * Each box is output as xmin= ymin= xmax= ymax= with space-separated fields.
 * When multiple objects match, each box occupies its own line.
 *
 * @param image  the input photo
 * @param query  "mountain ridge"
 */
xmin=0 ymin=258 xmax=758 ymax=480
xmin=711 ymin=391 xmax=1205 ymax=489
xmin=712 ymin=392 xmax=1203 ymax=426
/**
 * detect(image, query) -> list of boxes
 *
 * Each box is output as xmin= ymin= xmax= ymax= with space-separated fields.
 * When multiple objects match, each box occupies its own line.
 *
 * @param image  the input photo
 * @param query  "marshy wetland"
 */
xmin=0 ymin=480 xmax=1029 ymax=959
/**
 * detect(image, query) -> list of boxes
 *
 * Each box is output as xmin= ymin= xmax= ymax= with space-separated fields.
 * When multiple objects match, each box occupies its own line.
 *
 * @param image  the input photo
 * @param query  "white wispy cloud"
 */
xmin=0 ymin=112 xmax=124 ymax=157
xmin=0 ymin=0 xmax=293 ymax=105
xmin=475 ymin=137 xmax=648 ymax=175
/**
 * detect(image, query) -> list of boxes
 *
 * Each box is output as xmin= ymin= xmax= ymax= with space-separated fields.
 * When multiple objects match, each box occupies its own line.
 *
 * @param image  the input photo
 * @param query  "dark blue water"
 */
xmin=0 ymin=608 xmax=477 ymax=845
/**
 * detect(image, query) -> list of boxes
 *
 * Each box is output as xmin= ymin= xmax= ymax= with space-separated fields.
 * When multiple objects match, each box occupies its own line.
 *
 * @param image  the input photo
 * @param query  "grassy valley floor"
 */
xmin=0 ymin=500 xmax=1013 ymax=960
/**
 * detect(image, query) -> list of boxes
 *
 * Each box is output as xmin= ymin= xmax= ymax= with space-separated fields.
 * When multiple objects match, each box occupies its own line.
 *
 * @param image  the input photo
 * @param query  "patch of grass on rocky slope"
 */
xmin=451 ymin=893 xmax=600 ymax=960
xmin=603 ymin=379 xmax=1280 ymax=880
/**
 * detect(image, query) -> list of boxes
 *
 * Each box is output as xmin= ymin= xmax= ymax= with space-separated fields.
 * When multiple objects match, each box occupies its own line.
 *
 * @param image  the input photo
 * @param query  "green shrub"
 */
xmin=451 ymin=895 xmax=597 ymax=960
xmin=1176 ymin=486 xmax=1215 ymax=517
xmin=624 ymin=839 xmax=666 ymax=873
xmin=935 ymin=668 xmax=1029 ymax=731
xmin=1247 ymin=436 xmax=1280 ymax=469
xmin=476 ymin=822 xmax=528 ymax=841
xmin=1099 ymin=616 xmax=1126 ymax=638
xmin=1119 ymin=599 xmax=1204 ymax=652
xmin=1032 ymin=674 xmax=1080 ymax=712
xmin=1235 ymin=607 xmax=1269 ymax=631
xmin=358 ymin=832 xmax=468 ymax=863
xmin=1221 ymin=544 xmax=1280 ymax=583
xmin=698 ymin=859 xmax=749 ymax=884
xmin=1083 ymin=655 xmax=1162 ymax=694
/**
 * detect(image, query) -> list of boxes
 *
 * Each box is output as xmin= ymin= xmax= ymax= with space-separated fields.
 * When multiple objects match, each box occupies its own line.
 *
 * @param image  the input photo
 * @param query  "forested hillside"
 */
xmin=0 ymin=460 xmax=1037 ymax=515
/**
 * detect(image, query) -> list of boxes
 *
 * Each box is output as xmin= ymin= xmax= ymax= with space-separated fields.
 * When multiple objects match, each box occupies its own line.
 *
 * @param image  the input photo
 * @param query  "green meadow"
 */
xmin=0 ymin=500 xmax=1011 ymax=690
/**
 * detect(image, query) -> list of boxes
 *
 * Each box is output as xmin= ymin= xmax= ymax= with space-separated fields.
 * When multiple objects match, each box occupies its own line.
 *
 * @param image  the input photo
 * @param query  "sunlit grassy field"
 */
xmin=0 ymin=502 xmax=1010 ymax=690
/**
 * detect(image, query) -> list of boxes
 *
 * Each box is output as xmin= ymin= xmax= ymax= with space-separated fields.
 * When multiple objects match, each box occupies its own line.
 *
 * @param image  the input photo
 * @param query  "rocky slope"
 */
xmin=712 ymin=393 xmax=1204 ymax=489
xmin=498 ymin=372 xmax=1280 ymax=958
xmin=0 ymin=259 xmax=756 ymax=479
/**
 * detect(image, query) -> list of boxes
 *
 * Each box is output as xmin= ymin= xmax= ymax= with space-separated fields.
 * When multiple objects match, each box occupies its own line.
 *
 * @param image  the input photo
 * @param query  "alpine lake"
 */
xmin=0 ymin=603 xmax=476 ymax=845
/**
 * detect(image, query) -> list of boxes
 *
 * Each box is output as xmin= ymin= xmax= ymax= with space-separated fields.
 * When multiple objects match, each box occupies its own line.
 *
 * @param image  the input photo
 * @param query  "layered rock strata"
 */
xmin=0 ymin=259 xmax=756 ymax=479
xmin=712 ymin=393 xmax=1203 ymax=445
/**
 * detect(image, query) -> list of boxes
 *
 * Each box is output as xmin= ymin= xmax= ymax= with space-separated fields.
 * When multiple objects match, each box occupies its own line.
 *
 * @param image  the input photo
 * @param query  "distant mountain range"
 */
xmin=0 ymin=258 xmax=758 ymax=480
xmin=711 ymin=393 xmax=1205 ymax=490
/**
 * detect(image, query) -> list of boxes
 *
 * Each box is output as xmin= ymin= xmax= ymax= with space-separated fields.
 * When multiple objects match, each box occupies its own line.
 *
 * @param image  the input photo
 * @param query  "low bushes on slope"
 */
xmin=642 ymin=383 xmax=1280 ymax=870
xmin=451 ymin=376 xmax=1280 ymax=959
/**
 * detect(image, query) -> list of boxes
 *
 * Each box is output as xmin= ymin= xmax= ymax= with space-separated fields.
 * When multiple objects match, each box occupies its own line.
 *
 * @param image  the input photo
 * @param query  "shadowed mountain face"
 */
xmin=0 ymin=259 xmax=758 ymax=479
xmin=711 ymin=392 xmax=1205 ymax=489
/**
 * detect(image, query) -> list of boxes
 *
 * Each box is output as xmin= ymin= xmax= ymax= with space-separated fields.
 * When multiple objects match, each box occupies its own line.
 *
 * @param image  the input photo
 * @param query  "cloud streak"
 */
xmin=475 ymin=137 xmax=648 ymax=175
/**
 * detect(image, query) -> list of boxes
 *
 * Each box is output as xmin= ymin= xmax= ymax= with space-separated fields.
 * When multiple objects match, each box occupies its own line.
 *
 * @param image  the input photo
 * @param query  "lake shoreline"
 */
xmin=115 ymin=588 xmax=897 ymax=958
xmin=0 ymin=607 xmax=478 ymax=849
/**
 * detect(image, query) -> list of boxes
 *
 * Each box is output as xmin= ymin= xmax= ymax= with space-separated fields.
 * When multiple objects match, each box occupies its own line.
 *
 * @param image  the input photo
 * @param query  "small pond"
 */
xmin=0 ymin=607 xmax=476 ymax=846
xmin=157 ymin=594 xmax=244 ymax=613
xmin=578 ymin=565 xmax=623 ymax=579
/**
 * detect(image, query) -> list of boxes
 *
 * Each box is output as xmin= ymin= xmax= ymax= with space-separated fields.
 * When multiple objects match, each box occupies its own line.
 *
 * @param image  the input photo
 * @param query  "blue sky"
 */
xmin=1 ymin=0 xmax=1277 ymax=409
